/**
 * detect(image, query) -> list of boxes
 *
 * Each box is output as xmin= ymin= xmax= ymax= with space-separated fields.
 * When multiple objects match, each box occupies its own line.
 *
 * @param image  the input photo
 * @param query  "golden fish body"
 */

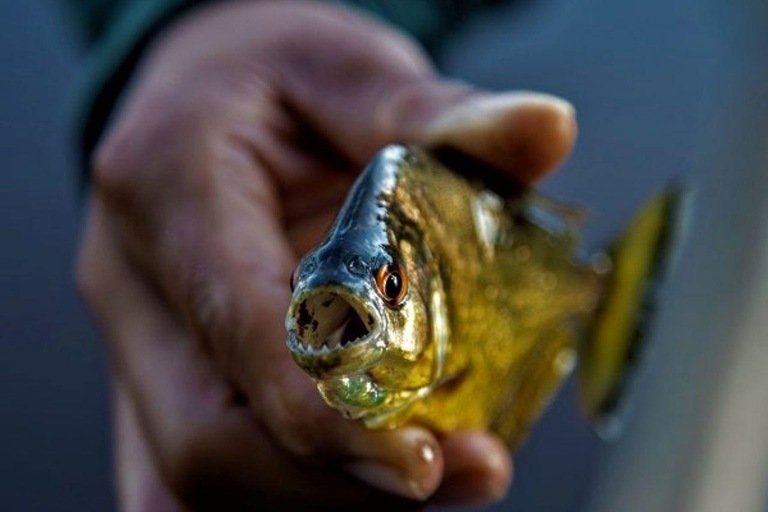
xmin=286 ymin=145 xmax=683 ymax=448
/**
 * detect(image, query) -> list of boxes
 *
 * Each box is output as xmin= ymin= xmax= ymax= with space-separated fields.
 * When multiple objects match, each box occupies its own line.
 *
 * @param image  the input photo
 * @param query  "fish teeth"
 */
xmin=290 ymin=332 xmax=377 ymax=357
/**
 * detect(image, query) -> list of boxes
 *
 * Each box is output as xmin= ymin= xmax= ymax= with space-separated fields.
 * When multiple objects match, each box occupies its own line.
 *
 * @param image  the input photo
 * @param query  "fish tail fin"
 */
xmin=578 ymin=182 xmax=691 ymax=438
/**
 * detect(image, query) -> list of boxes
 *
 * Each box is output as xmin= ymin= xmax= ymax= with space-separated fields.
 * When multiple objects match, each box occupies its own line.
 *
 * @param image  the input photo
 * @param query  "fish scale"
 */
xmin=379 ymin=151 xmax=598 ymax=446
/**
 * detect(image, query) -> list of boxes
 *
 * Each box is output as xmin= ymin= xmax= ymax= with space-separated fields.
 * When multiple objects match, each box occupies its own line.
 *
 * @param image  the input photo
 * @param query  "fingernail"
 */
xmin=344 ymin=461 xmax=429 ymax=501
xmin=418 ymin=443 xmax=436 ymax=464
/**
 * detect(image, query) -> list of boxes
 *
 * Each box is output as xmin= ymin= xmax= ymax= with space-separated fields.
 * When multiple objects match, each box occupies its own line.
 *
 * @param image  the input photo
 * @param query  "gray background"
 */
xmin=0 ymin=1 xmax=112 ymax=511
xmin=0 ymin=0 xmax=757 ymax=510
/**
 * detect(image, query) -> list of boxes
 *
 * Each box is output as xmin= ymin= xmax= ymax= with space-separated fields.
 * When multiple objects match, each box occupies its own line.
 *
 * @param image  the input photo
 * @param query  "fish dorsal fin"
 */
xmin=517 ymin=193 xmax=589 ymax=238
xmin=527 ymin=193 xmax=589 ymax=225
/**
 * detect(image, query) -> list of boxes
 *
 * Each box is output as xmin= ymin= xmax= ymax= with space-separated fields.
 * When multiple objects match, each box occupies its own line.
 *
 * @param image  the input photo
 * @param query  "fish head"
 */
xmin=285 ymin=146 xmax=437 ymax=421
xmin=285 ymin=233 xmax=434 ymax=419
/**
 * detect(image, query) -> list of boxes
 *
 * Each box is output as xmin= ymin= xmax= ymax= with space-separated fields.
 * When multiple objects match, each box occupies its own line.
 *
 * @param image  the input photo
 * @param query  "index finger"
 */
xmin=79 ymin=202 xmax=424 ymax=509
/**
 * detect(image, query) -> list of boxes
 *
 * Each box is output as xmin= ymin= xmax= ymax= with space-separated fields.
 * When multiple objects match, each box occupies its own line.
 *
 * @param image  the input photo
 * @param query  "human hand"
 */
xmin=77 ymin=1 xmax=576 ymax=510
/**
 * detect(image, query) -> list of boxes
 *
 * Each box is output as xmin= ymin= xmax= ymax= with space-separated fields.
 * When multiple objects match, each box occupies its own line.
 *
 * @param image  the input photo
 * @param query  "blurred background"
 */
xmin=1 ymin=0 xmax=766 ymax=510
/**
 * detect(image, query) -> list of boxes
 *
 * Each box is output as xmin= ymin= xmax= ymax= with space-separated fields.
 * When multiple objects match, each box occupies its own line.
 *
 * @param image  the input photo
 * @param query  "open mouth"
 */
xmin=288 ymin=291 xmax=378 ymax=357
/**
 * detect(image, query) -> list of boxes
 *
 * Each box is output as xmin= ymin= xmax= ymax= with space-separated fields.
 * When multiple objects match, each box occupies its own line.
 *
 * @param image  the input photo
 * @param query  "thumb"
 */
xmin=378 ymin=86 xmax=578 ymax=184
xmin=276 ymin=4 xmax=576 ymax=183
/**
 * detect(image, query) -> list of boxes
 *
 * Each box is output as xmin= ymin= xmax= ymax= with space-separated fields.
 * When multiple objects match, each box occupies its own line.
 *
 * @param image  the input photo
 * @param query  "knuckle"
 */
xmin=90 ymin=122 xmax=143 ymax=199
xmin=183 ymin=265 xmax=232 ymax=348
xmin=90 ymin=96 xmax=224 ymax=201
xmin=179 ymin=264 xmax=256 ymax=377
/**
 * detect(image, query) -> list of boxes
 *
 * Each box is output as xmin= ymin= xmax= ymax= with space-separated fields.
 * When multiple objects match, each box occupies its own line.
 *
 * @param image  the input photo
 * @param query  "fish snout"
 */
xmin=285 ymin=286 xmax=385 ymax=377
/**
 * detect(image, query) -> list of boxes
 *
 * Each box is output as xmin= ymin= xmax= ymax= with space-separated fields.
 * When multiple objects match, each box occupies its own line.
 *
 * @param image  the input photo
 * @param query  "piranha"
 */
xmin=285 ymin=144 xmax=685 ymax=449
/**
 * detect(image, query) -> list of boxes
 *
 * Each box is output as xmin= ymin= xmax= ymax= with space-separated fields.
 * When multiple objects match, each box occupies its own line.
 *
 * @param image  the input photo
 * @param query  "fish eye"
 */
xmin=375 ymin=262 xmax=408 ymax=306
xmin=290 ymin=266 xmax=299 ymax=293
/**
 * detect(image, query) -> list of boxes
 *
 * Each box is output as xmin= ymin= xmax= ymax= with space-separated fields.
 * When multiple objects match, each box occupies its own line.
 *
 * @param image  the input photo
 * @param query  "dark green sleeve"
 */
xmin=66 ymin=0 xmax=213 ymax=175
xmin=60 ymin=0 xmax=116 ymax=42
xmin=61 ymin=0 xmax=486 ymax=46
xmin=64 ymin=0 xmax=502 ymax=175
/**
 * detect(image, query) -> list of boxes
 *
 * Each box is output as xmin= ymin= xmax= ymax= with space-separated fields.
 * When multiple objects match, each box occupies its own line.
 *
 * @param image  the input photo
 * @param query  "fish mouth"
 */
xmin=286 ymin=287 xmax=385 ymax=377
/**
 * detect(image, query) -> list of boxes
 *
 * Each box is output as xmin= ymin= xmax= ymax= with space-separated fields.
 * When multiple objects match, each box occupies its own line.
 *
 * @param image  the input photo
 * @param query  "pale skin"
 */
xmin=76 ymin=1 xmax=577 ymax=510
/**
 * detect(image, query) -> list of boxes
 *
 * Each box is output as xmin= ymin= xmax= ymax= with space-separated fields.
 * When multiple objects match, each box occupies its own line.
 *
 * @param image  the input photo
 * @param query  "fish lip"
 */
xmin=285 ymin=286 xmax=386 ymax=378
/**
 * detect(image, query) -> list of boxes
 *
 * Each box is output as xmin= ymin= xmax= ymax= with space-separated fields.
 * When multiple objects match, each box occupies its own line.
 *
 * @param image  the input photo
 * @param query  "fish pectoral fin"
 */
xmin=491 ymin=330 xmax=575 ymax=450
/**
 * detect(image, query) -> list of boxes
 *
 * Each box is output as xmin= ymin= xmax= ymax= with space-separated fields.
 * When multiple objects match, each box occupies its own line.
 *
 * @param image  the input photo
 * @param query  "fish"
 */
xmin=285 ymin=144 xmax=686 ymax=449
